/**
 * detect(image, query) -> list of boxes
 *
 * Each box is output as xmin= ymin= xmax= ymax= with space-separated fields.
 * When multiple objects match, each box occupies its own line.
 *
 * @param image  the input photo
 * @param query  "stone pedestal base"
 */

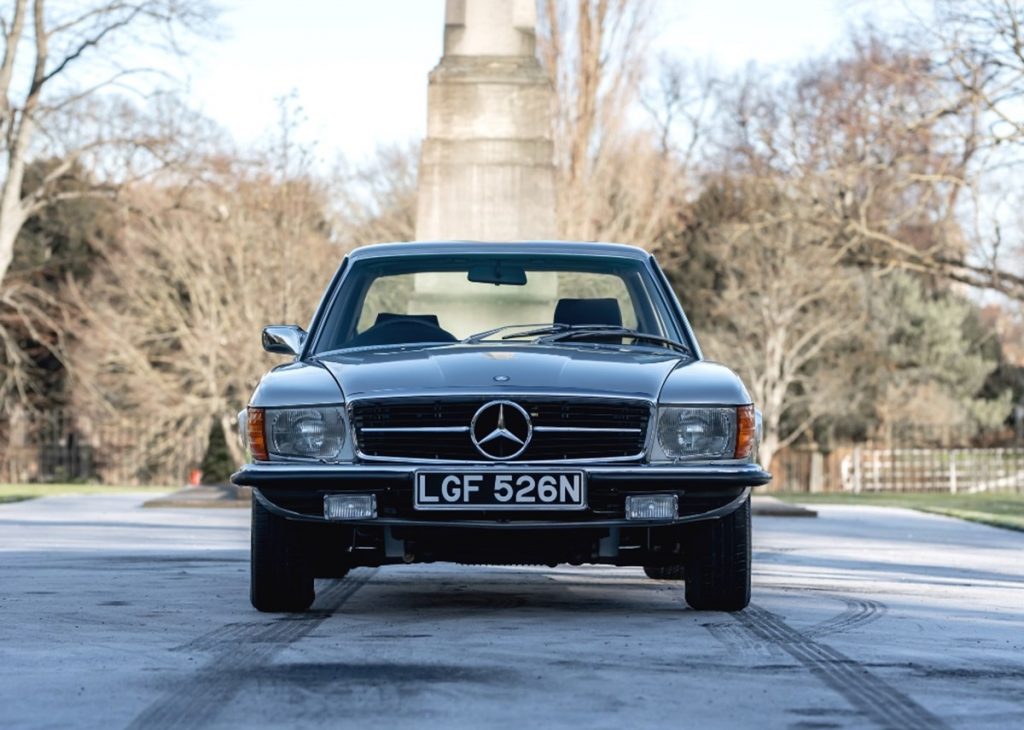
xmin=415 ymin=56 xmax=556 ymax=242
xmin=410 ymin=270 xmax=558 ymax=339
xmin=413 ymin=53 xmax=558 ymax=330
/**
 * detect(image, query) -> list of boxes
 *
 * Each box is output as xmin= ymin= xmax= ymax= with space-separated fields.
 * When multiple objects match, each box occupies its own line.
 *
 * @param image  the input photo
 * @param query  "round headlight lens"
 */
xmin=267 ymin=406 xmax=346 ymax=460
xmin=657 ymin=407 xmax=736 ymax=460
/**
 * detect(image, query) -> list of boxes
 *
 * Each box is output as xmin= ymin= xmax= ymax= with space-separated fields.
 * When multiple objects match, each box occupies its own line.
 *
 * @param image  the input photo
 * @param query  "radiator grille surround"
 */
xmin=351 ymin=397 xmax=652 ymax=462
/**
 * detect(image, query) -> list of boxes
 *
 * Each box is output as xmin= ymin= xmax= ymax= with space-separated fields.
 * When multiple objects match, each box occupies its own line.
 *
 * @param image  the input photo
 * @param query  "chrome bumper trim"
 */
xmin=359 ymin=425 xmax=641 ymax=435
xmin=353 ymin=451 xmax=649 ymax=464
xmin=234 ymin=461 xmax=770 ymax=482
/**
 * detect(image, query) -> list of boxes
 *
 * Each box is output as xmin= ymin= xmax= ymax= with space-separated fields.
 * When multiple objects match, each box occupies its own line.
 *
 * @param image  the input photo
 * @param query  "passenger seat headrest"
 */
xmin=553 ymin=298 xmax=623 ymax=328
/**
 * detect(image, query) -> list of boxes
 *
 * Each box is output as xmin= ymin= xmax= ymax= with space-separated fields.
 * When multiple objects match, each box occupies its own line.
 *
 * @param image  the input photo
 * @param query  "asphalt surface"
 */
xmin=1 ymin=494 xmax=1022 ymax=730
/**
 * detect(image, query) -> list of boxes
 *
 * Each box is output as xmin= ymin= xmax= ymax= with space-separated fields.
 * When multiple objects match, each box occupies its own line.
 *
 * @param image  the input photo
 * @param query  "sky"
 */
xmin=185 ymin=0 xmax=919 ymax=163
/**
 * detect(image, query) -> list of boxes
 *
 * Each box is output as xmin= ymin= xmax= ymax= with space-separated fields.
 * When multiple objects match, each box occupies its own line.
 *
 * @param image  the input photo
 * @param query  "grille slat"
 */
xmin=352 ymin=398 xmax=649 ymax=461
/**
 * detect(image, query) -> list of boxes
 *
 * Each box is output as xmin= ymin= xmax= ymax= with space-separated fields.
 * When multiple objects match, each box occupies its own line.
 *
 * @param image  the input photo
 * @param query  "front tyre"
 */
xmin=250 ymin=497 xmax=315 ymax=613
xmin=683 ymin=496 xmax=751 ymax=611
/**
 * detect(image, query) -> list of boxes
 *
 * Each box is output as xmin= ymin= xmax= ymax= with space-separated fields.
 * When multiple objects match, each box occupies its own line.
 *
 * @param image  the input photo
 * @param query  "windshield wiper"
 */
xmin=463 ymin=323 xmax=691 ymax=356
xmin=535 ymin=326 xmax=691 ymax=355
xmin=503 ymin=323 xmax=620 ymax=339
xmin=462 ymin=323 xmax=556 ymax=344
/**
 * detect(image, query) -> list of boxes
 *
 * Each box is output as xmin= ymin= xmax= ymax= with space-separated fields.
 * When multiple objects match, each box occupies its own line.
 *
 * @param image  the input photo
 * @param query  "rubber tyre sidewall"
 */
xmin=683 ymin=496 xmax=752 ymax=611
xmin=250 ymin=497 xmax=315 ymax=612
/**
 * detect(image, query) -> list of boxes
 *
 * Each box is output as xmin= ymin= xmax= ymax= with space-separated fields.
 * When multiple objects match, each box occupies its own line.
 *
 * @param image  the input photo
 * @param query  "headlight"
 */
xmin=249 ymin=406 xmax=347 ymax=461
xmin=654 ymin=406 xmax=755 ymax=461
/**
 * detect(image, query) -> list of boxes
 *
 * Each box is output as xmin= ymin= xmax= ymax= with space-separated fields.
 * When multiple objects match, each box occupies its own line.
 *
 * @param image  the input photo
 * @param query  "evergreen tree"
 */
xmin=199 ymin=420 xmax=235 ymax=485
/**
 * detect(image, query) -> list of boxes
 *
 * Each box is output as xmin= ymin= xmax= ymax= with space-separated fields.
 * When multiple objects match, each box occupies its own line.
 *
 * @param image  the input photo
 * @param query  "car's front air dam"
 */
xmin=234 ymin=462 xmax=768 ymax=529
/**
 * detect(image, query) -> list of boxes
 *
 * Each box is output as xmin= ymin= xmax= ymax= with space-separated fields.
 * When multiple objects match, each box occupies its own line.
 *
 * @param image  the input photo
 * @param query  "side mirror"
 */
xmin=262 ymin=325 xmax=307 ymax=356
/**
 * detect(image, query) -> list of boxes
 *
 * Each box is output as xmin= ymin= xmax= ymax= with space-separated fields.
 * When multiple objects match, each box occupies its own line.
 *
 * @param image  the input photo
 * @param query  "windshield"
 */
xmin=311 ymin=254 xmax=683 ymax=353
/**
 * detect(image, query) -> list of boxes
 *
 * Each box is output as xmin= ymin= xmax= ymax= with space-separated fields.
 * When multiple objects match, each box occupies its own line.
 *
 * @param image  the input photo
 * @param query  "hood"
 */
xmin=318 ymin=344 xmax=684 ymax=401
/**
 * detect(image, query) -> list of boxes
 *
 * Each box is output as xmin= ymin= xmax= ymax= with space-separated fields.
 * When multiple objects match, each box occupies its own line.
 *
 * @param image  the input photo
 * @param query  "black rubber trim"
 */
xmin=253 ymin=487 xmax=752 ymax=529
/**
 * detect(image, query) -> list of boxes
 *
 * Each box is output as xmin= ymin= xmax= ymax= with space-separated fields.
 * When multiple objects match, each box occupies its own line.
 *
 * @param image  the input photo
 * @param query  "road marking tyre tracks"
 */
xmin=736 ymin=605 xmax=949 ymax=730
xmin=126 ymin=569 xmax=377 ymax=730
xmin=806 ymin=596 xmax=886 ymax=638
xmin=172 ymin=621 xmax=266 ymax=653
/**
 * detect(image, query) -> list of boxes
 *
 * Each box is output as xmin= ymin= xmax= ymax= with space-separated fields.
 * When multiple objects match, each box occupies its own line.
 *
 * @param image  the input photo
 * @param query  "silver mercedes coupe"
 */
xmin=233 ymin=241 xmax=771 ymax=612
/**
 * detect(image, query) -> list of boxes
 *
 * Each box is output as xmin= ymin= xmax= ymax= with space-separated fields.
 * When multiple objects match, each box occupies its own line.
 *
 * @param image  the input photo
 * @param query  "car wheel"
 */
xmin=683 ymin=496 xmax=751 ymax=611
xmin=250 ymin=498 xmax=315 ymax=613
xmin=643 ymin=565 xmax=685 ymax=580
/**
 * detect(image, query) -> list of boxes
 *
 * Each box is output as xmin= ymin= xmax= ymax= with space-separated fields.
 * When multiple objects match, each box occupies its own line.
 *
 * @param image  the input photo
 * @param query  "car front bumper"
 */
xmin=232 ymin=462 xmax=771 ymax=529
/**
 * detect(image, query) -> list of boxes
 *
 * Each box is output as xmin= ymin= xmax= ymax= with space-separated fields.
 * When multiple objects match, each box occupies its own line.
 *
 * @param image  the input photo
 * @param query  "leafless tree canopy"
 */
xmin=538 ymin=0 xmax=694 ymax=245
xmin=330 ymin=143 xmax=418 ymax=247
xmin=533 ymin=2 xmax=1023 ymax=457
xmin=2 ymin=0 xmax=1023 ymax=482
xmin=0 ymin=0 xmax=217 ymax=284
xmin=67 ymin=158 xmax=343 ymax=471
xmin=58 ymin=123 xmax=419 ymax=477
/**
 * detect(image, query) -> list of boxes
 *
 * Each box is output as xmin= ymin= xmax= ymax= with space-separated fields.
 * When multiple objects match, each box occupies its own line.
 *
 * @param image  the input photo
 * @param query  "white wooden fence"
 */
xmin=840 ymin=448 xmax=1024 ymax=493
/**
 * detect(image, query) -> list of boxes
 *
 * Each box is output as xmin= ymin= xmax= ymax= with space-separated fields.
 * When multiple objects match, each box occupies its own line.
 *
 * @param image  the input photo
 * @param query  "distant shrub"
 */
xmin=199 ymin=420 xmax=234 ymax=485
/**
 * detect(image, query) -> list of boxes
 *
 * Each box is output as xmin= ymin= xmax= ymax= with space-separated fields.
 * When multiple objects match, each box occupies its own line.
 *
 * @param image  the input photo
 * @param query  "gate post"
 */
xmin=852 ymin=447 xmax=863 ymax=493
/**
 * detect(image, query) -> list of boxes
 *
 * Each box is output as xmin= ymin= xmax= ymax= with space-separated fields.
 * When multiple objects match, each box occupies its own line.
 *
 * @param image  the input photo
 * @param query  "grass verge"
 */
xmin=0 ymin=484 xmax=168 ymax=505
xmin=773 ymin=490 xmax=1024 ymax=532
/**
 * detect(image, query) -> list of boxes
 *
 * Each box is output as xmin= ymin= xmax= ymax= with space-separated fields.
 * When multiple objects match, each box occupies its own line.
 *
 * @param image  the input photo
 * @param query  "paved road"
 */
xmin=1 ymin=494 xmax=1022 ymax=730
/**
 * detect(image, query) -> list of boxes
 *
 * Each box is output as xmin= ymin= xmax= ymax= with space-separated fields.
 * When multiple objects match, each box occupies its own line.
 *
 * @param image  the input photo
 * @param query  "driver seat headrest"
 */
xmin=374 ymin=312 xmax=441 ymax=328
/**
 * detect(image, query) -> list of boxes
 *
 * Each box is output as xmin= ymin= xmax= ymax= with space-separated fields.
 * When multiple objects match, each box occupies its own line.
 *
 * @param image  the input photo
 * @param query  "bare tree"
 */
xmin=67 ymin=158 xmax=342 ymax=475
xmin=692 ymin=181 xmax=867 ymax=468
xmin=65 ymin=135 xmax=417 ymax=481
xmin=537 ymin=0 xmax=690 ymax=245
xmin=0 ymin=270 xmax=61 ymax=405
xmin=0 ymin=0 xmax=216 ymax=287
xmin=924 ymin=0 xmax=1024 ymax=299
xmin=640 ymin=55 xmax=716 ymax=166
xmin=933 ymin=0 xmax=1024 ymax=148
xmin=803 ymin=3 xmax=1024 ymax=300
xmin=677 ymin=33 xmax=1020 ymax=458
xmin=710 ymin=33 xmax=1024 ymax=298
xmin=0 ymin=157 xmax=118 ymax=412
xmin=331 ymin=143 xmax=418 ymax=246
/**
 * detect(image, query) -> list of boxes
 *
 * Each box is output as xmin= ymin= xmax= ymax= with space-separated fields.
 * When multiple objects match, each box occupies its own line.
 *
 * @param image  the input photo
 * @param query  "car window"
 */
xmin=356 ymin=270 xmax=640 ymax=338
xmin=310 ymin=254 xmax=685 ymax=353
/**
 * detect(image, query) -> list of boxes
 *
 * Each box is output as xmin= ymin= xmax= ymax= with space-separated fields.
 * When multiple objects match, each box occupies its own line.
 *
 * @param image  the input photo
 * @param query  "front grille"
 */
xmin=351 ymin=398 xmax=651 ymax=461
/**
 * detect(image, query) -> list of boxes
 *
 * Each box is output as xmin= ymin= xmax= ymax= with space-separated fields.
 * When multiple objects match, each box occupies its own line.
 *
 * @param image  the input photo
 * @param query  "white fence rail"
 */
xmin=840 ymin=448 xmax=1024 ymax=493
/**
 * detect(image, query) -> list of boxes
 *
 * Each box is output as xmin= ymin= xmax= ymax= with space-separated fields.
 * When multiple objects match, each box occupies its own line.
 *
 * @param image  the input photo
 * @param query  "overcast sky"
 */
xmin=185 ymin=0 xmax=919 ymax=163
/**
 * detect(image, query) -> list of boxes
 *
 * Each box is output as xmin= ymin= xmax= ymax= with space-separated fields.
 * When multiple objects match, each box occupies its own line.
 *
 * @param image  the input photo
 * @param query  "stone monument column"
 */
xmin=415 ymin=0 xmax=557 ymax=241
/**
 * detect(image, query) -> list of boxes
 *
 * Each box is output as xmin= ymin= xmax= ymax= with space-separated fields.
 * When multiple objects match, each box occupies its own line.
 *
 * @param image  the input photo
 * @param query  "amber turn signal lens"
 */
xmin=248 ymin=407 xmax=268 ymax=461
xmin=735 ymin=405 xmax=755 ymax=459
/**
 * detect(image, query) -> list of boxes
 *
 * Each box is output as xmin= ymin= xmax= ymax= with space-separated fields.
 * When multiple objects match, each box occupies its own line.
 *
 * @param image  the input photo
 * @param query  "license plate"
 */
xmin=413 ymin=471 xmax=587 ymax=511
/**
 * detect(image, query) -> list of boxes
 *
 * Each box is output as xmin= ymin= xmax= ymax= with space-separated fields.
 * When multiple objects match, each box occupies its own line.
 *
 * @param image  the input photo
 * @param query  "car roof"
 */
xmin=346 ymin=240 xmax=653 ymax=262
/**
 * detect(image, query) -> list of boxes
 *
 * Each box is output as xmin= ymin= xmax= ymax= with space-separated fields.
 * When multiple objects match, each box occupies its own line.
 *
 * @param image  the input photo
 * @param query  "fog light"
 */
xmin=625 ymin=494 xmax=678 ymax=521
xmin=324 ymin=494 xmax=376 ymax=520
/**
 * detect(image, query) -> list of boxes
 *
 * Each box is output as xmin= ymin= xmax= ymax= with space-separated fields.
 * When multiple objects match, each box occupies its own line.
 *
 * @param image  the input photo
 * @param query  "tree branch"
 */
xmin=37 ymin=4 xmax=146 ymax=89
